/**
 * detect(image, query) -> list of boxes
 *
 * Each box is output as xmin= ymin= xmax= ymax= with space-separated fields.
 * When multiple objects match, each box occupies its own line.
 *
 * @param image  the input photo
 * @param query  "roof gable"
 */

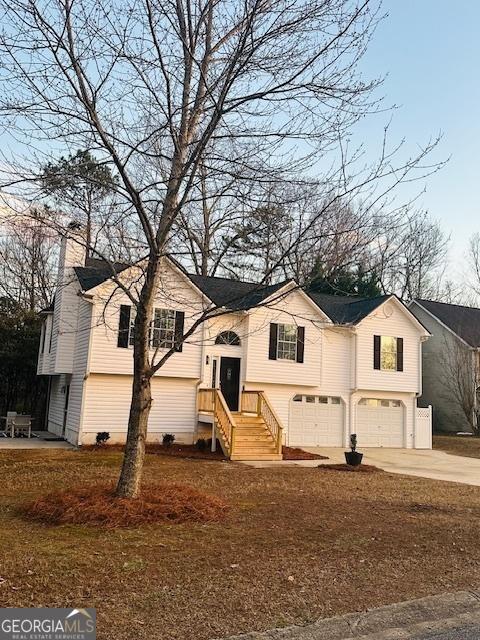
xmin=307 ymin=292 xmax=390 ymax=324
xmin=413 ymin=299 xmax=480 ymax=347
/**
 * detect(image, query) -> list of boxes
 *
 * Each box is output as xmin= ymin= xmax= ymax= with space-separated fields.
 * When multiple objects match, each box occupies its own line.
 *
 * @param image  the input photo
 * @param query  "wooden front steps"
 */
xmin=230 ymin=412 xmax=283 ymax=461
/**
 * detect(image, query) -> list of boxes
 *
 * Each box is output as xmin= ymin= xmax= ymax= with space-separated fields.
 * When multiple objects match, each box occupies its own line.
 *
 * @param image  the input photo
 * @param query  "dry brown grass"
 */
xmin=316 ymin=463 xmax=381 ymax=473
xmin=22 ymin=483 xmax=228 ymax=527
xmin=2 ymin=449 xmax=480 ymax=640
xmin=434 ymin=434 xmax=480 ymax=458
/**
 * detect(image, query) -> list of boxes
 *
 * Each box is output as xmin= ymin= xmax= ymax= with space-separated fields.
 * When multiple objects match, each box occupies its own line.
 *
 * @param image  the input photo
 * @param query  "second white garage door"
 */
xmin=288 ymin=395 xmax=344 ymax=446
xmin=356 ymin=398 xmax=404 ymax=448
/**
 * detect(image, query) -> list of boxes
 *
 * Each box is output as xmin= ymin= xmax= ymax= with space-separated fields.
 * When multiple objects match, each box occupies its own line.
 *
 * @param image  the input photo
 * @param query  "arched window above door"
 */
xmin=215 ymin=331 xmax=241 ymax=346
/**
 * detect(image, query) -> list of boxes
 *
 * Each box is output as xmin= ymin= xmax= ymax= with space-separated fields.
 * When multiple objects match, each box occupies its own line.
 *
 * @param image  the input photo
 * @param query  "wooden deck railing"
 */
xmin=198 ymin=388 xmax=236 ymax=455
xmin=241 ymin=390 xmax=284 ymax=455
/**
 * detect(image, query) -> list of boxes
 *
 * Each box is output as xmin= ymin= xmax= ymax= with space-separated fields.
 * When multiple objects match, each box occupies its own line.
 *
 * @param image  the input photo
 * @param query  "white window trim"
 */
xmin=277 ymin=323 xmax=298 ymax=361
xmin=380 ymin=335 xmax=397 ymax=371
xmin=128 ymin=308 xmax=177 ymax=350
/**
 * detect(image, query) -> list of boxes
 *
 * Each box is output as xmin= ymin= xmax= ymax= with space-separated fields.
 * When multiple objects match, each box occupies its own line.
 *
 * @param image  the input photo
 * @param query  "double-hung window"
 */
xmin=151 ymin=308 xmax=176 ymax=349
xmin=277 ymin=324 xmax=298 ymax=361
xmin=269 ymin=322 xmax=305 ymax=363
xmin=373 ymin=335 xmax=404 ymax=372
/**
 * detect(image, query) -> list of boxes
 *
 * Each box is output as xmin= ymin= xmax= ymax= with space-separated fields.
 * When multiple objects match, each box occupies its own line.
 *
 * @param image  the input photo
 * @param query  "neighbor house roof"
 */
xmin=307 ymin=292 xmax=390 ymax=324
xmin=73 ymin=257 xmax=392 ymax=322
xmin=414 ymin=299 xmax=480 ymax=348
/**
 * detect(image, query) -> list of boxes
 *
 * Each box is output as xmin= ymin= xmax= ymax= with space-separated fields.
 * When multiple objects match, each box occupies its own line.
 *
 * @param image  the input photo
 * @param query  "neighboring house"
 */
xmin=37 ymin=231 xmax=432 ymax=458
xmin=409 ymin=299 xmax=480 ymax=434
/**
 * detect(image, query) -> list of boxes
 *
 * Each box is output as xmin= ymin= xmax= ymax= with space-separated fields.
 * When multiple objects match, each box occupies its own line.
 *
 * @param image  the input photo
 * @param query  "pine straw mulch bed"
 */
xmin=317 ymin=463 xmax=381 ymax=473
xmin=85 ymin=443 xmax=324 ymax=461
xmin=282 ymin=446 xmax=328 ymax=460
xmin=21 ymin=483 xmax=228 ymax=528
xmin=84 ymin=443 xmax=228 ymax=460
xmin=3 ymin=449 xmax=480 ymax=640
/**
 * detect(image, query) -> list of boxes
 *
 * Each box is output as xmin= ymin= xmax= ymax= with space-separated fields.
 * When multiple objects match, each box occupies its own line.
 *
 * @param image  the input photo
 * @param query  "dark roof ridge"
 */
xmin=415 ymin=298 xmax=480 ymax=313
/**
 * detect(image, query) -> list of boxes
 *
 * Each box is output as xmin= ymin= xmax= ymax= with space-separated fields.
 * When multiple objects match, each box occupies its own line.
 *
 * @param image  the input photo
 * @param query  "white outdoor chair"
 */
xmin=12 ymin=415 xmax=32 ymax=438
xmin=3 ymin=412 xmax=17 ymax=438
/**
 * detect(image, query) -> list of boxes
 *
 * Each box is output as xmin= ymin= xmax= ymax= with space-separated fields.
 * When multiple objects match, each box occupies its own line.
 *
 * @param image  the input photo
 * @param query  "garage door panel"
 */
xmin=289 ymin=397 xmax=344 ymax=447
xmin=356 ymin=401 xmax=404 ymax=448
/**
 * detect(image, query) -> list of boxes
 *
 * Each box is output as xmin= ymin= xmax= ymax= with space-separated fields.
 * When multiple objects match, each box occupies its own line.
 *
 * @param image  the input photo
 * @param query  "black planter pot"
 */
xmin=345 ymin=451 xmax=363 ymax=466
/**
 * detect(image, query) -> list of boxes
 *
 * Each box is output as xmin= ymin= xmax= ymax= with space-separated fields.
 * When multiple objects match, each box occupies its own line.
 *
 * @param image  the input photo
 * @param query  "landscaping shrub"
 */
xmin=196 ymin=438 xmax=207 ymax=451
xmin=95 ymin=431 xmax=110 ymax=446
xmin=162 ymin=433 xmax=175 ymax=447
xmin=22 ymin=483 xmax=228 ymax=528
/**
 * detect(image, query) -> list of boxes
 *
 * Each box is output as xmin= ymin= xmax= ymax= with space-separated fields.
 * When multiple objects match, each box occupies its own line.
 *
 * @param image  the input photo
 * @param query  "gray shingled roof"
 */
xmin=74 ymin=257 xmax=131 ymax=291
xmin=73 ymin=257 xmax=389 ymax=321
xmin=307 ymin=292 xmax=390 ymax=324
xmin=188 ymin=274 xmax=289 ymax=310
xmin=414 ymin=299 xmax=480 ymax=348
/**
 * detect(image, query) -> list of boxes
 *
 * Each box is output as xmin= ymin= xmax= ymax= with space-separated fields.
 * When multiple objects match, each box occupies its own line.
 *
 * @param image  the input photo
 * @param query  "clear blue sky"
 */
xmin=356 ymin=0 xmax=480 ymax=260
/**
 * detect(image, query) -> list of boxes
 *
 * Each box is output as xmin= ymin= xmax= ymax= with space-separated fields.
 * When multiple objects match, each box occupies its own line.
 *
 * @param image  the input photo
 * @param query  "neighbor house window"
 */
xmin=373 ymin=335 xmax=404 ymax=372
xmin=129 ymin=309 xmax=136 ymax=346
xmin=151 ymin=308 xmax=176 ymax=349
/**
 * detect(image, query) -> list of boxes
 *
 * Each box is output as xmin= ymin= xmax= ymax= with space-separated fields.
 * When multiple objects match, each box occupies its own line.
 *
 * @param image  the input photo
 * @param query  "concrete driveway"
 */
xmin=304 ymin=447 xmax=480 ymax=487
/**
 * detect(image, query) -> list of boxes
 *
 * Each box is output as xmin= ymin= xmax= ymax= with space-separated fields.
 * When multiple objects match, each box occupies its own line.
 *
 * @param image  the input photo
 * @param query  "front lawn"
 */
xmin=1 ymin=450 xmax=480 ymax=640
xmin=433 ymin=434 xmax=480 ymax=458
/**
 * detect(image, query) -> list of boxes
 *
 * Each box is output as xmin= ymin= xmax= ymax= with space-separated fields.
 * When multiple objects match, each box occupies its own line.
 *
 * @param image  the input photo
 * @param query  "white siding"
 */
xmin=65 ymin=299 xmax=93 ymax=444
xmin=88 ymin=260 xmax=205 ymax=380
xmin=47 ymin=374 xmax=69 ymax=436
xmin=245 ymin=290 xmax=324 ymax=386
xmin=81 ymin=374 xmax=197 ymax=445
xmin=355 ymin=300 xmax=422 ymax=393
xmin=320 ymin=327 xmax=352 ymax=394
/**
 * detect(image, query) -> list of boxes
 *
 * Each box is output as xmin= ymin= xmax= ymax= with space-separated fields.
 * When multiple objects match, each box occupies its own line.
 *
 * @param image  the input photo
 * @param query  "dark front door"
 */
xmin=219 ymin=357 xmax=240 ymax=412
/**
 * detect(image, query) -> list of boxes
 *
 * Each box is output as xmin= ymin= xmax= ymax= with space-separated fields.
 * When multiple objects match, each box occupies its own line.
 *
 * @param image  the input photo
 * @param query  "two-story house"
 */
xmin=409 ymin=299 xmax=480 ymax=434
xmin=38 ymin=231 xmax=432 ymax=458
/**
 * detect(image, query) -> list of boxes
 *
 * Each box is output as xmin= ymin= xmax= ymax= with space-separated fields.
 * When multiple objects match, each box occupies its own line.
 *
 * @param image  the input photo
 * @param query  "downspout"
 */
xmin=77 ymin=292 xmax=95 ymax=447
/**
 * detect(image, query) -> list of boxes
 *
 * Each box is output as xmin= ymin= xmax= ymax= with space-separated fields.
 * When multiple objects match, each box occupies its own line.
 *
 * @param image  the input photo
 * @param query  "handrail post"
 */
xmin=256 ymin=392 xmax=262 ymax=416
xmin=211 ymin=390 xmax=217 ymax=452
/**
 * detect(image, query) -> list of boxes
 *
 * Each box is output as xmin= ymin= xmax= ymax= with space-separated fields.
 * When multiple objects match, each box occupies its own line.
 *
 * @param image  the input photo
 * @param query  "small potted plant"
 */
xmin=345 ymin=433 xmax=363 ymax=466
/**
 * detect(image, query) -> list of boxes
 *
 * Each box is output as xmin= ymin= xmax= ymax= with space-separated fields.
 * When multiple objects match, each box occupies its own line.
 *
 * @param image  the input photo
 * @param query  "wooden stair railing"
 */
xmin=198 ymin=388 xmax=236 ymax=456
xmin=241 ymin=390 xmax=284 ymax=455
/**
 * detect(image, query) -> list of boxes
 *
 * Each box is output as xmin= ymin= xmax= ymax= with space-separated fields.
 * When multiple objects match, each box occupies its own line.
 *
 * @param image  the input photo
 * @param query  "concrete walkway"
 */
xmin=221 ymin=589 xmax=480 ymax=640
xmin=0 ymin=437 xmax=74 ymax=450
xmin=244 ymin=448 xmax=480 ymax=487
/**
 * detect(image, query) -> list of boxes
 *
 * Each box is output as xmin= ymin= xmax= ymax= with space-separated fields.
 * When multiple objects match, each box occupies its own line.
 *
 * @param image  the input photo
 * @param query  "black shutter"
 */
xmin=396 ymin=337 xmax=404 ymax=371
xmin=269 ymin=323 xmax=278 ymax=360
xmin=117 ymin=305 xmax=131 ymax=348
xmin=296 ymin=326 xmax=305 ymax=363
xmin=174 ymin=311 xmax=185 ymax=352
xmin=373 ymin=335 xmax=381 ymax=370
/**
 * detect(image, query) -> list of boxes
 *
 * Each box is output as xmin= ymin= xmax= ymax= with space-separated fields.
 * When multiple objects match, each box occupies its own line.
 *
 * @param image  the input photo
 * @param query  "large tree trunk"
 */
xmin=115 ymin=258 xmax=158 ymax=498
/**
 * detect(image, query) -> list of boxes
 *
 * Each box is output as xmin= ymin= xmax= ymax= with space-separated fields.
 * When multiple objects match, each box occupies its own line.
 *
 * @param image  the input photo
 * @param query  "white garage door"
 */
xmin=289 ymin=395 xmax=344 ymax=446
xmin=356 ymin=398 xmax=404 ymax=448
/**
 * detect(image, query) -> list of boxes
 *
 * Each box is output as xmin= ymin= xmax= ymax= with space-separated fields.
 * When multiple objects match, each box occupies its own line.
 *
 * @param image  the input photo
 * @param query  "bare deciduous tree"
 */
xmin=0 ymin=0 xmax=443 ymax=497
xmin=438 ymin=335 xmax=479 ymax=435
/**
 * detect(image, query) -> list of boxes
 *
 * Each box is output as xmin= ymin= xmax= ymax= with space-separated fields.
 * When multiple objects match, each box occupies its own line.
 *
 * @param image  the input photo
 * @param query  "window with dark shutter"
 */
xmin=296 ymin=326 xmax=305 ymax=363
xmin=396 ymin=337 xmax=404 ymax=371
xmin=117 ymin=305 xmax=131 ymax=348
xmin=269 ymin=323 xmax=278 ymax=360
xmin=373 ymin=335 xmax=381 ymax=370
